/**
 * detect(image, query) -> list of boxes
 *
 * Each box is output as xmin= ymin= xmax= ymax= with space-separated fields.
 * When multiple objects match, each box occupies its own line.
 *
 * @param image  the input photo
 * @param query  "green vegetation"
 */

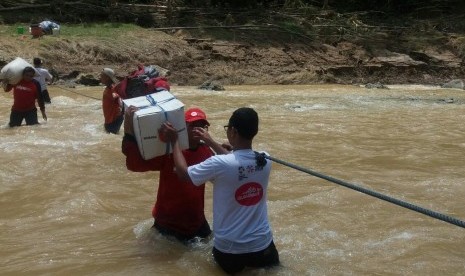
xmin=0 ymin=22 xmax=143 ymax=39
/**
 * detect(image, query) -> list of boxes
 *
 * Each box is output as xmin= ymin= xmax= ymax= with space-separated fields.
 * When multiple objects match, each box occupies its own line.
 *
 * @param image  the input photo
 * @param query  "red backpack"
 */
xmin=115 ymin=64 xmax=170 ymax=99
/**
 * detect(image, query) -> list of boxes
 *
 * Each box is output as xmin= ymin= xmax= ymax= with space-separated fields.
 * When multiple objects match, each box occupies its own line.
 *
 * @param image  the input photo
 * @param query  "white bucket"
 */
xmin=52 ymin=28 xmax=60 ymax=36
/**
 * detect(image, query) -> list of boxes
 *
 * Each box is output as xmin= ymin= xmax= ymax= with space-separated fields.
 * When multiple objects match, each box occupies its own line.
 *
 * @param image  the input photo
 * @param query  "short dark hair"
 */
xmin=23 ymin=66 xmax=36 ymax=76
xmin=228 ymin=107 xmax=259 ymax=140
xmin=33 ymin=57 xmax=42 ymax=66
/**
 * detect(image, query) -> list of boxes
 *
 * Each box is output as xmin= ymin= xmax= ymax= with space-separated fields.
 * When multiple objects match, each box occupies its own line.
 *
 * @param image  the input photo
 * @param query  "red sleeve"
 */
xmin=122 ymin=134 xmax=165 ymax=172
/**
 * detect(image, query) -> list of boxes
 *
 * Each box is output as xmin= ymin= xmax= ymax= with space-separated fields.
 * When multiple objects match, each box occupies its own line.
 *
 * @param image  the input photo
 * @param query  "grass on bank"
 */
xmin=0 ymin=23 xmax=144 ymax=39
xmin=0 ymin=23 xmax=165 ymax=69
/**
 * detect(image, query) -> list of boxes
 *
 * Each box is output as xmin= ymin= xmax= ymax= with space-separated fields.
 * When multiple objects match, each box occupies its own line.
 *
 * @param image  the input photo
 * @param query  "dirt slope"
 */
xmin=1 ymin=25 xmax=464 ymax=86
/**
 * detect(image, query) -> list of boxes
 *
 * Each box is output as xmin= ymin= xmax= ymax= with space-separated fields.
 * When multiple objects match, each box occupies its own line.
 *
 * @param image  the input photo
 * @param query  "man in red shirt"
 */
xmin=122 ymin=107 xmax=227 ymax=243
xmin=100 ymin=68 xmax=123 ymax=134
xmin=3 ymin=66 xmax=47 ymax=127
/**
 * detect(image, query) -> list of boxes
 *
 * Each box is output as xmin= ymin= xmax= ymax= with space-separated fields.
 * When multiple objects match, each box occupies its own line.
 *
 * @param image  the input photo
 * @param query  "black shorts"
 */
xmin=213 ymin=240 xmax=280 ymax=274
xmin=104 ymin=115 xmax=124 ymax=134
xmin=153 ymin=219 xmax=212 ymax=244
xmin=9 ymin=109 xmax=39 ymax=127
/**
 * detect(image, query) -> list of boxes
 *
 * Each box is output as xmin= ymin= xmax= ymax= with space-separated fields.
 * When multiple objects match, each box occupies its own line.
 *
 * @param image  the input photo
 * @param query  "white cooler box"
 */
xmin=123 ymin=91 xmax=188 ymax=160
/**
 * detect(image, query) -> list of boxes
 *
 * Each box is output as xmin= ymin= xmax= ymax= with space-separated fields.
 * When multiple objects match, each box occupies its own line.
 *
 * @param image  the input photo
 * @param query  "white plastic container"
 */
xmin=52 ymin=27 xmax=60 ymax=36
xmin=122 ymin=91 xmax=188 ymax=160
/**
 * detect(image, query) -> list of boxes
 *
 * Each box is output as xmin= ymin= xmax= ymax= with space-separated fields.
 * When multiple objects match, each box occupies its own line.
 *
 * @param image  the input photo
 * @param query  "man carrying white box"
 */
xmin=122 ymin=90 xmax=189 ymax=160
xmin=122 ymin=103 xmax=229 ymax=243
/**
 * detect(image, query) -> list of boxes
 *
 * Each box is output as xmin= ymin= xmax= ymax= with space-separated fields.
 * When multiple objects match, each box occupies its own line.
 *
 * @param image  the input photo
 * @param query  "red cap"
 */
xmin=185 ymin=107 xmax=210 ymax=126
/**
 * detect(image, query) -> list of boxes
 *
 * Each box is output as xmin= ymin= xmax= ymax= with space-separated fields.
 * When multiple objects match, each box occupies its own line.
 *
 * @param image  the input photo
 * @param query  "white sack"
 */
xmin=0 ymin=57 xmax=37 ymax=85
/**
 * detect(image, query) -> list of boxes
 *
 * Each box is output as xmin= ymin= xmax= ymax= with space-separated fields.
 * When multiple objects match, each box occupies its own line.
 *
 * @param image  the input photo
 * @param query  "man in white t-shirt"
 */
xmin=33 ymin=58 xmax=53 ymax=104
xmin=162 ymin=107 xmax=280 ymax=274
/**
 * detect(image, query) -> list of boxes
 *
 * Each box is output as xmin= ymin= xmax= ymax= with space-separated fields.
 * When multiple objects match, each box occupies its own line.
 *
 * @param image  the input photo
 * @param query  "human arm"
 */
xmin=162 ymin=122 xmax=191 ymax=182
xmin=34 ymin=80 xmax=47 ymax=121
xmin=40 ymin=109 xmax=47 ymax=121
xmin=220 ymin=142 xmax=233 ymax=151
xmin=192 ymin=126 xmax=230 ymax=154
xmin=122 ymin=105 xmax=164 ymax=172
xmin=122 ymin=134 xmax=165 ymax=172
xmin=2 ymin=81 xmax=13 ymax=92
xmin=123 ymin=105 xmax=137 ymax=136
xmin=111 ymin=87 xmax=123 ymax=113
xmin=45 ymin=70 xmax=53 ymax=84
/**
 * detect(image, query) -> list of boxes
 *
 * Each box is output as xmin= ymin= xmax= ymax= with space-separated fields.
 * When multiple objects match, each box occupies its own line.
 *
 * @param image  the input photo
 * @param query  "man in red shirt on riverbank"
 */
xmin=3 ymin=66 xmax=47 ymax=127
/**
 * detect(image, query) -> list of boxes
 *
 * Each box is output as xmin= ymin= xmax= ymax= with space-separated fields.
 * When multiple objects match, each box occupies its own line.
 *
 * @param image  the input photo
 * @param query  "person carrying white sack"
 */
xmin=3 ymin=67 xmax=47 ymax=127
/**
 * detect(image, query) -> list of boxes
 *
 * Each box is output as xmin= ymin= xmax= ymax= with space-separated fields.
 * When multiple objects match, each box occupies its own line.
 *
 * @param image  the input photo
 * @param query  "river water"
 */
xmin=1 ymin=84 xmax=464 ymax=275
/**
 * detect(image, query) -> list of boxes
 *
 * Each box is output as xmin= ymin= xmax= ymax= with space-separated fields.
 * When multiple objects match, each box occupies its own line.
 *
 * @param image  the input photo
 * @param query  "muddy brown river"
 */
xmin=1 ymin=84 xmax=464 ymax=275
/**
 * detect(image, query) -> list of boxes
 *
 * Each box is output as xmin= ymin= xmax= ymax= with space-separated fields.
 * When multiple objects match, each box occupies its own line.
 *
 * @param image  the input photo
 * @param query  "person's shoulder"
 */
xmin=199 ymin=143 xmax=215 ymax=157
xmin=208 ymin=152 xmax=232 ymax=163
xmin=198 ymin=142 xmax=214 ymax=151
xmin=38 ymin=68 xmax=50 ymax=73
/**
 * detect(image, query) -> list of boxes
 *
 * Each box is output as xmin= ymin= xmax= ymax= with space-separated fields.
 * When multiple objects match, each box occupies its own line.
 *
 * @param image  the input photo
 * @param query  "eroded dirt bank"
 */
xmin=0 ymin=26 xmax=464 ymax=86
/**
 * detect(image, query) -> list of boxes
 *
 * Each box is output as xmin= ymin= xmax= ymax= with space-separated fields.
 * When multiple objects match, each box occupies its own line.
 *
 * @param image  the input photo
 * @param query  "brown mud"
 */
xmin=1 ymin=24 xmax=464 ymax=86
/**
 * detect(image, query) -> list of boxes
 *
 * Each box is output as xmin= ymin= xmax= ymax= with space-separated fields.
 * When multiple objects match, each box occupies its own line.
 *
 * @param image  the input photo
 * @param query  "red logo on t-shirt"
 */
xmin=235 ymin=182 xmax=263 ymax=206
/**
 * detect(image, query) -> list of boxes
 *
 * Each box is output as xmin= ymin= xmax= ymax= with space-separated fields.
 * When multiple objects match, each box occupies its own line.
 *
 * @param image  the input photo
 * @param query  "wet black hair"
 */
xmin=228 ymin=107 xmax=258 ymax=140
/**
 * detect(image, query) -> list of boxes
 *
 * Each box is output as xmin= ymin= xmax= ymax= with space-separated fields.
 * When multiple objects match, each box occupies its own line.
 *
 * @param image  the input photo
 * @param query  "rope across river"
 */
xmin=265 ymin=155 xmax=465 ymax=229
xmin=54 ymin=85 xmax=100 ymax=100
